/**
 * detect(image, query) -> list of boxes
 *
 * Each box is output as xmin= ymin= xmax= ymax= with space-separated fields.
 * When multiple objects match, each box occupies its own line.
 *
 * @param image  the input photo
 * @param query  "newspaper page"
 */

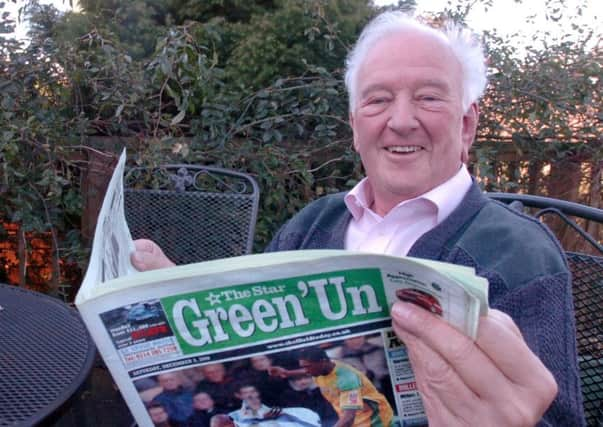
xmin=79 ymin=149 xmax=137 ymax=298
xmin=78 ymin=251 xmax=488 ymax=427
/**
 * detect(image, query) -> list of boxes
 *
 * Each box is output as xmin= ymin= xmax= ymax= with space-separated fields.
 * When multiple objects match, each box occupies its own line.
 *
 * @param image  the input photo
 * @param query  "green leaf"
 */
xmin=115 ymin=104 xmax=125 ymax=118
xmin=160 ymin=57 xmax=173 ymax=77
xmin=2 ymin=131 xmax=14 ymax=141
xmin=165 ymin=84 xmax=181 ymax=107
xmin=171 ymin=110 xmax=186 ymax=126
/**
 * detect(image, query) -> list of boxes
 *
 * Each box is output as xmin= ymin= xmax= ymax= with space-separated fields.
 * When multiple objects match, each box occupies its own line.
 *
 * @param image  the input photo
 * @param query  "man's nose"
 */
xmin=387 ymin=96 xmax=419 ymax=134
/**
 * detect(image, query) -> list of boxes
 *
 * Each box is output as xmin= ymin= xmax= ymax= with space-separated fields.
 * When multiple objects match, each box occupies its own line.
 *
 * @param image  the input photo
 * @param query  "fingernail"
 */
xmin=391 ymin=302 xmax=413 ymax=323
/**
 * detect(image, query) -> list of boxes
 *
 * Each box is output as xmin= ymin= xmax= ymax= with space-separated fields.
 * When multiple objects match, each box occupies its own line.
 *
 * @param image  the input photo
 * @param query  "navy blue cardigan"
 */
xmin=266 ymin=183 xmax=585 ymax=426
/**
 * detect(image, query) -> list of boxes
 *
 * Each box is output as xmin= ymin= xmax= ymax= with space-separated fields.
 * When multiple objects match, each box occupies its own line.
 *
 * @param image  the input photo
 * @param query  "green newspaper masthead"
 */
xmin=161 ymin=268 xmax=389 ymax=355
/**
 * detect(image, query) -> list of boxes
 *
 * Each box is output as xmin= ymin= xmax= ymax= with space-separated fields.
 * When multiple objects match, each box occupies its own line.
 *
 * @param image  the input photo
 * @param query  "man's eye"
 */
xmin=360 ymin=97 xmax=390 ymax=115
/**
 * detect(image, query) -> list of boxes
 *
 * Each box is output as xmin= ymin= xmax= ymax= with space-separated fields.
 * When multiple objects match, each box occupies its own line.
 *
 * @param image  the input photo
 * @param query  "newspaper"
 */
xmin=81 ymin=149 xmax=138 ymax=285
xmin=76 ymin=150 xmax=489 ymax=427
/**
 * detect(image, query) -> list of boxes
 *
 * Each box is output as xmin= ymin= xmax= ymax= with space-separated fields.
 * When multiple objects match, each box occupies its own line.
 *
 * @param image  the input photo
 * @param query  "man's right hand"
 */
xmin=131 ymin=239 xmax=175 ymax=271
xmin=391 ymin=302 xmax=558 ymax=426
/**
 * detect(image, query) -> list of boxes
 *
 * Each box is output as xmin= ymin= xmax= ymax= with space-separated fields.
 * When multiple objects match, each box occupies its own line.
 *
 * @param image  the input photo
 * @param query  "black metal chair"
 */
xmin=124 ymin=165 xmax=260 ymax=264
xmin=487 ymin=192 xmax=603 ymax=426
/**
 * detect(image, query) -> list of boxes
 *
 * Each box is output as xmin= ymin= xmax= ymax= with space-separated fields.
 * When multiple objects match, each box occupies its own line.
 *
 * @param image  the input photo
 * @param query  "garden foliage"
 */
xmin=0 ymin=0 xmax=600 ymax=292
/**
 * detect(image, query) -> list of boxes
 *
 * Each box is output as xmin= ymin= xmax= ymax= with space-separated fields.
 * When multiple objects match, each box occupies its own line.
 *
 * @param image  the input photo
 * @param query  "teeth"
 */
xmin=386 ymin=146 xmax=421 ymax=153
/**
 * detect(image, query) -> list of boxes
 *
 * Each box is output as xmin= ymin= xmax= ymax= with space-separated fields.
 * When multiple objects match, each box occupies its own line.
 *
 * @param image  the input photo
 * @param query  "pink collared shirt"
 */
xmin=344 ymin=165 xmax=472 ymax=256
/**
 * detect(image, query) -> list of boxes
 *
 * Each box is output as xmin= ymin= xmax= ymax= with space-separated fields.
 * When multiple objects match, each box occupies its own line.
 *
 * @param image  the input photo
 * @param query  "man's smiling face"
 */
xmin=350 ymin=30 xmax=477 ymax=216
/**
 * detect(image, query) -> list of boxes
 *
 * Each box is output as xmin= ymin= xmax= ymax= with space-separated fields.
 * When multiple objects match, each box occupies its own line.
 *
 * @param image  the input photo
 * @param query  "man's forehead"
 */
xmin=355 ymin=30 xmax=462 ymax=97
xmin=371 ymin=27 xmax=451 ymax=55
xmin=360 ymin=29 xmax=459 ymax=73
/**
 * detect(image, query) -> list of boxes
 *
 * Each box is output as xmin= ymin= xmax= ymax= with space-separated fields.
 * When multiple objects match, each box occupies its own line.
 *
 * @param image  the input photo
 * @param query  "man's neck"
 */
xmin=371 ymin=195 xmax=407 ymax=217
xmin=370 ymin=165 xmax=469 ymax=217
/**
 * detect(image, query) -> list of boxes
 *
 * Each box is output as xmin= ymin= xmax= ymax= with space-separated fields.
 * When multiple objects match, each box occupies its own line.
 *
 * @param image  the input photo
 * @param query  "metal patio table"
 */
xmin=0 ymin=283 xmax=96 ymax=427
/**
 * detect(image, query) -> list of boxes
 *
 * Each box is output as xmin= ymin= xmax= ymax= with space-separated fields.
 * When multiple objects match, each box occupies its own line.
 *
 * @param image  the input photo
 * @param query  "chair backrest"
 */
xmin=124 ymin=164 xmax=260 ymax=265
xmin=487 ymin=192 xmax=603 ymax=426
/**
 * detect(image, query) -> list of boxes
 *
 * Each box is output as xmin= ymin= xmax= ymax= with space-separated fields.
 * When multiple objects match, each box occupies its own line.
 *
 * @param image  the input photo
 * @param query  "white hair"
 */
xmin=344 ymin=11 xmax=487 ymax=112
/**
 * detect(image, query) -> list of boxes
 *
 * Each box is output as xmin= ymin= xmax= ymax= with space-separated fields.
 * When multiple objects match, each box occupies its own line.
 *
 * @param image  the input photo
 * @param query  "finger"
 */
xmin=476 ymin=310 xmax=557 ymax=393
xmin=133 ymin=239 xmax=157 ymax=253
xmin=486 ymin=309 xmax=523 ymax=339
xmin=130 ymin=243 xmax=175 ymax=271
xmin=393 ymin=324 xmax=480 ymax=424
xmin=391 ymin=302 xmax=514 ymax=401
xmin=130 ymin=250 xmax=155 ymax=271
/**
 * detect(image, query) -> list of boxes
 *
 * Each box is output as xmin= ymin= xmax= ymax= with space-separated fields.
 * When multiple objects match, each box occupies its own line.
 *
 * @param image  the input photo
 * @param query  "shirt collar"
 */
xmin=344 ymin=164 xmax=472 ymax=222
xmin=344 ymin=178 xmax=373 ymax=220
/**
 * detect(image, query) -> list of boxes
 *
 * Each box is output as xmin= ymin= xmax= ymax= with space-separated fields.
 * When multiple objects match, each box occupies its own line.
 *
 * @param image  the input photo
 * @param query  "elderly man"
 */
xmin=132 ymin=11 xmax=584 ymax=426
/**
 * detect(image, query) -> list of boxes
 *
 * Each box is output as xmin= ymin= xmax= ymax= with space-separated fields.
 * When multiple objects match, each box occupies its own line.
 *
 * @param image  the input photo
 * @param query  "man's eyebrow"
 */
xmin=359 ymin=79 xmax=452 ymax=98
xmin=359 ymin=84 xmax=391 ymax=99
xmin=415 ymin=79 xmax=451 ymax=91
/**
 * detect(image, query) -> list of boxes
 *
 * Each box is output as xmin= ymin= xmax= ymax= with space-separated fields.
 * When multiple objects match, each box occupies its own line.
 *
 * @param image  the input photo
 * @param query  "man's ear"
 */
xmin=461 ymin=102 xmax=479 ymax=163
xmin=349 ymin=112 xmax=359 ymax=152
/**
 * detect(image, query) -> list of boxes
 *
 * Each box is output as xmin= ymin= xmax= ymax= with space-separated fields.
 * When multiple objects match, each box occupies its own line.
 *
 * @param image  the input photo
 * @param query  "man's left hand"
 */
xmin=391 ymin=302 xmax=558 ymax=427
xmin=131 ymin=239 xmax=175 ymax=271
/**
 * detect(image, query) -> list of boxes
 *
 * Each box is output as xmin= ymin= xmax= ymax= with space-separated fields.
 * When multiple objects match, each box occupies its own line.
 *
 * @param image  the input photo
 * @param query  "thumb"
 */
xmin=133 ymin=238 xmax=159 ymax=253
xmin=131 ymin=239 xmax=175 ymax=271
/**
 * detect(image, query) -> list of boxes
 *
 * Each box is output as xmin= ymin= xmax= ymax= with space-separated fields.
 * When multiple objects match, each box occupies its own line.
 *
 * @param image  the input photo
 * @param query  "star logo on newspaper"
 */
xmin=205 ymin=292 xmax=222 ymax=306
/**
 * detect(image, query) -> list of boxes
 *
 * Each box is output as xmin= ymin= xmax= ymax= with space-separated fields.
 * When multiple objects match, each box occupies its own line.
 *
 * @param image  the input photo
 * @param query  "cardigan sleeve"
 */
xmin=491 ymin=271 xmax=585 ymax=426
